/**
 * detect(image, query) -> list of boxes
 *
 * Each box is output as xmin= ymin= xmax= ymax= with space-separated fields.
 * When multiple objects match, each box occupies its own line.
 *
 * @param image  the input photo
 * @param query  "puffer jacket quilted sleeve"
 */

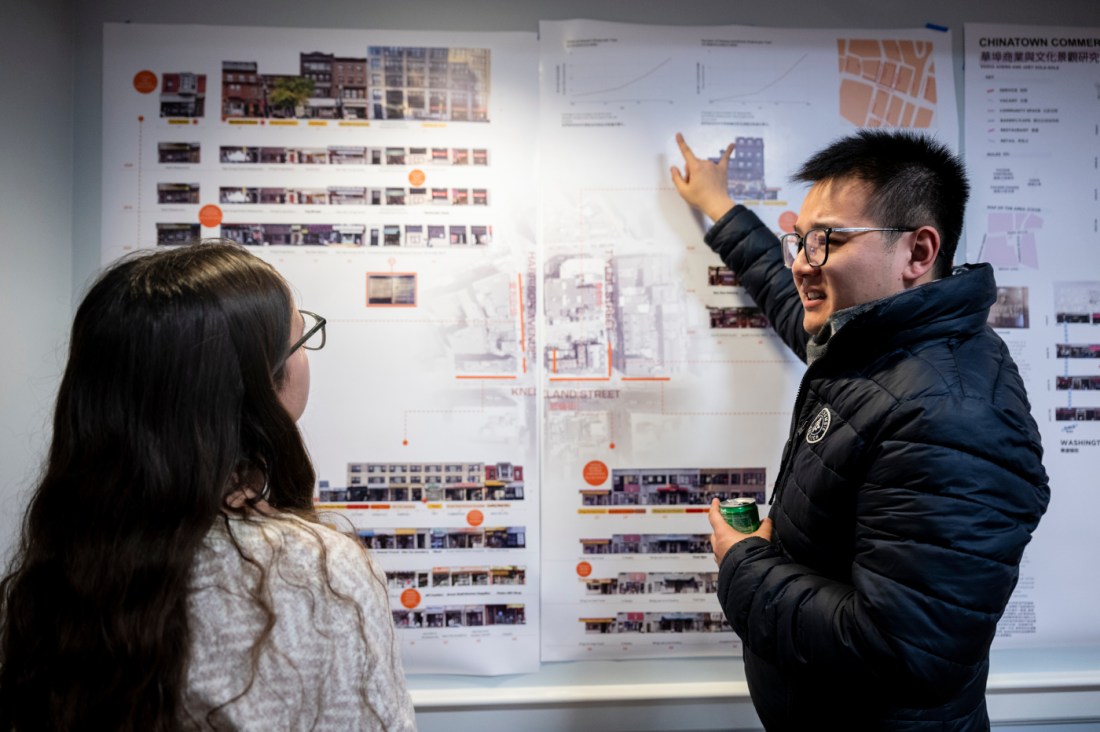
xmin=703 ymin=205 xmax=1050 ymax=728
xmin=705 ymin=205 xmax=809 ymax=361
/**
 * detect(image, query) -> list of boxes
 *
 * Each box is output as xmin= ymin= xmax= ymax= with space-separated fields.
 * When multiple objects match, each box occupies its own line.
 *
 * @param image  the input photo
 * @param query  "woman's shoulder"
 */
xmin=198 ymin=512 xmax=377 ymax=588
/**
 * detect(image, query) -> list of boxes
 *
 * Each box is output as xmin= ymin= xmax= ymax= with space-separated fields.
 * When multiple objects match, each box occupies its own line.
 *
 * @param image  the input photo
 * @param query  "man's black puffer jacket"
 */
xmin=705 ymin=206 xmax=1050 ymax=730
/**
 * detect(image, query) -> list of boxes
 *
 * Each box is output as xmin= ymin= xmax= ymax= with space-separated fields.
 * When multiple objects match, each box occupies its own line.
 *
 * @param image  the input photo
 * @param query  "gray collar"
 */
xmin=805 ymin=299 xmax=876 ymax=364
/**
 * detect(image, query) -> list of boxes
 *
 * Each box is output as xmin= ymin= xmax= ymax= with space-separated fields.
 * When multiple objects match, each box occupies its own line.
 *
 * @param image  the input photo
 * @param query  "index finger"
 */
xmin=718 ymin=142 xmax=734 ymax=166
xmin=675 ymin=132 xmax=698 ymax=163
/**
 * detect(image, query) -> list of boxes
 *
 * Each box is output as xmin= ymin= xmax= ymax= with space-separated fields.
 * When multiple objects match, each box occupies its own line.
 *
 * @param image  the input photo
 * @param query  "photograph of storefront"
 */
xmin=471 ymin=225 xmax=491 ymax=245
xmin=220 ymin=146 xmax=259 ymax=164
xmin=584 ymin=572 xmax=718 ymax=596
xmin=367 ymin=273 xmax=417 ymax=305
xmin=431 ymin=567 xmax=490 ymax=587
xmin=649 ymin=572 xmax=718 ymax=594
xmin=1055 ymin=407 xmax=1100 ymax=421
xmin=708 ymin=306 xmax=769 ymax=329
xmin=1056 ymin=344 xmax=1100 ymax=358
xmin=392 ymin=603 xmax=525 ymax=629
xmin=158 ymin=142 xmax=200 ymax=164
xmin=489 ymin=566 xmax=525 ymax=585
xmin=581 ymin=467 xmax=766 ymax=507
xmin=387 ymin=570 xmax=429 ymax=590
xmin=214 ymin=143 xmax=486 ymax=167
xmin=160 ymin=72 xmax=206 ymax=118
xmin=383 ymin=565 xmax=524 ymax=591
xmin=287 ymin=148 xmax=329 ymax=164
xmin=345 ymin=461 xmax=474 ymax=502
xmin=219 ymin=187 xmax=258 ymax=204
xmin=330 ymin=146 xmax=367 ymax=164
xmin=329 ymin=187 xmax=367 ymax=205
xmin=1057 ymin=376 xmax=1100 ymax=390
xmin=220 ymin=223 xmax=265 ymax=246
xmin=157 ymin=183 xmax=200 ymax=204
xmin=989 ymin=286 xmax=1029 ymax=329
xmin=356 ymin=528 xmax=431 ymax=550
xmin=286 ymin=188 xmax=328 ymax=205
xmin=405 ymin=225 xmax=425 ymax=247
xmin=221 ymin=223 xmax=360 ymax=246
xmin=1054 ymin=281 xmax=1100 ymax=324
xmin=581 ymin=612 xmax=729 ymax=634
xmin=221 ymin=61 xmax=264 ymax=118
xmin=259 ymin=188 xmax=287 ymax=205
xmin=428 ymin=527 xmax=526 ymax=550
xmin=580 ymin=534 xmax=710 ymax=555
xmin=707 ymin=266 xmax=740 ymax=287
xmin=156 ymin=223 xmax=200 ymax=246
xmin=367 ymin=46 xmax=490 ymax=122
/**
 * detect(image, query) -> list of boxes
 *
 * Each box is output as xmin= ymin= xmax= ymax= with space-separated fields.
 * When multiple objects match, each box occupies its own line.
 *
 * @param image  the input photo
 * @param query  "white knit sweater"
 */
xmin=182 ymin=513 xmax=417 ymax=730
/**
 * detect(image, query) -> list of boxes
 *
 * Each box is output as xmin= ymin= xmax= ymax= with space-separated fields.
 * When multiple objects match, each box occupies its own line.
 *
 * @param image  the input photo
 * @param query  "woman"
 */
xmin=0 ymin=242 xmax=416 ymax=730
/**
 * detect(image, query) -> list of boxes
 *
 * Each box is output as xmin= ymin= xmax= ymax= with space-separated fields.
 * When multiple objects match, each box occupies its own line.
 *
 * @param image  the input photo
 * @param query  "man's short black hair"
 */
xmin=792 ymin=130 xmax=969 ymax=278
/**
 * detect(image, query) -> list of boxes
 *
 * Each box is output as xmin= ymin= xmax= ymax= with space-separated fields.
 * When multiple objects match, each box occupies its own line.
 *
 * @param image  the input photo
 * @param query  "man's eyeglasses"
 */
xmin=779 ymin=227 xmax=915 ymax=268
xmin=286 ymin=310 xmax=326 ymax=356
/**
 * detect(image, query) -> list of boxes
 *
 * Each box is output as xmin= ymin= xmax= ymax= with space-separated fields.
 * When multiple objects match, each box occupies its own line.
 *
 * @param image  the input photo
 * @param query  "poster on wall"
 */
xmin=964 ymin=23 xmax=1100 ymax=650
xmin=536 ymin=19 xmax=958 ymax=662
xmin=100 ymin=18 xmax=1093 ymax=676
xmin=102 ymin=22 xmax=541 ymax=676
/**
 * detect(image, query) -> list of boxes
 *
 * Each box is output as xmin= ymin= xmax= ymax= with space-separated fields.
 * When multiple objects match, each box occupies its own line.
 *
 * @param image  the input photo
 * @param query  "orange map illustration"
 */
xmin=838 ymin=39 xmax=937 ymax=128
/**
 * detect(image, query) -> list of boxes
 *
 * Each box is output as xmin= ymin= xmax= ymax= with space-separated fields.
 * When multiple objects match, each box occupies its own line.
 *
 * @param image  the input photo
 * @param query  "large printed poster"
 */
xmin=103 ymin=19 xmax=1094 ymax=677
xmin=536 ymin=20 xmax=957 ymax=662
xmin=964 ymin=23 xmax=1100 ymax=650
xmin=102 ymin=23 xmax=541 ymax=675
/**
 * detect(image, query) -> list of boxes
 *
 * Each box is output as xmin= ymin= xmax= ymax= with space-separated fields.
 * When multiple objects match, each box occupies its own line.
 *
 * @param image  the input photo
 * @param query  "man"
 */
xmin=671 ymin=130 xmax=1049 ymax=730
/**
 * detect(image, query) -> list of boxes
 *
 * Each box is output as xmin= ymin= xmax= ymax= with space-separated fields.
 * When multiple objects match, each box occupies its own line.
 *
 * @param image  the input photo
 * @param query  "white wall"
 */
xmin=0 ymin=0 xmax=74 ymax=563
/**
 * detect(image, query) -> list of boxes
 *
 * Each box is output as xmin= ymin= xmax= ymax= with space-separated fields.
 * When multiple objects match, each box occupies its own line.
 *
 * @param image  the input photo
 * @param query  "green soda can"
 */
xmin=719 ymin=497 xmax=761 ymax=534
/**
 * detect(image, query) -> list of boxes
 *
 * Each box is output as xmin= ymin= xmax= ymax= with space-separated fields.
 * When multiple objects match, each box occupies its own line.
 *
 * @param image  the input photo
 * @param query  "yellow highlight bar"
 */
xmin=651 ymin=508 xmax=686 ymax=514
xmin=426 ymin=503 xmax=444 ymax=509
xmin=167 ymin=119 xmax=192 ymax=125
xmin=270 ymin=120 xmax=298 ymax=126
xmin=762 ymin=200 xmax=788 ymax=206
xmin=339 ymin=121 xmax=371 ymax=127
xmin=227 ymin=119 xmax=259 ymax=125
xmin=422 ymin=122 xmax=447 ymax=128
xmin=308 ymin=120 xmax=328 ymax=127
xmin=578 ymin=508 xmax=607 ymax=514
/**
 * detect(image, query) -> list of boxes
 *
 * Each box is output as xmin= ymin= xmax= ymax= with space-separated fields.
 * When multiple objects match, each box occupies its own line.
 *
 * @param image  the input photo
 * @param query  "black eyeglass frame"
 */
xmin=779 ymin=227 xmax=916 ymax=268
xmin=283 ymin=310 xmax=326 ymax=362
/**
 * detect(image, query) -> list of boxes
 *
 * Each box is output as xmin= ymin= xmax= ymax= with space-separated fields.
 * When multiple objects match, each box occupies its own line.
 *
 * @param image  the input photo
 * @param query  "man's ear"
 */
xmin=903 ymin=226 xmax=941 ymax=284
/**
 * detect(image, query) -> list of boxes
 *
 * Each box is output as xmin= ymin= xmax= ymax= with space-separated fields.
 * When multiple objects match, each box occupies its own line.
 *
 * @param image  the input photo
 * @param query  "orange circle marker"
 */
xmin=198 ymin=205 xmax=223 ymax=228
xmin=467 ymin=509 xmax=484 ymax=527
xmin=576 ymin=561 xmax=592 ymax=577
xmin=778 ymin=210 xmax=798 ymax=233
xmin=408 ymin=169 xmax=426 ymax=186
xmin=133 ymin=70 xmax=157 ymax=94
xmin=400 ymin=588 xmax=421 ymax=609
xmin=583 ymin=460 xmax=609 ymax=486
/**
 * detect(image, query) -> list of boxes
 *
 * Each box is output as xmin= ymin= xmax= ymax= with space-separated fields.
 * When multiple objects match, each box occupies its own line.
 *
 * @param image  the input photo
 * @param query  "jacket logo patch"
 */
xmin=806 ymin=408 xmax=831 ymax=444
